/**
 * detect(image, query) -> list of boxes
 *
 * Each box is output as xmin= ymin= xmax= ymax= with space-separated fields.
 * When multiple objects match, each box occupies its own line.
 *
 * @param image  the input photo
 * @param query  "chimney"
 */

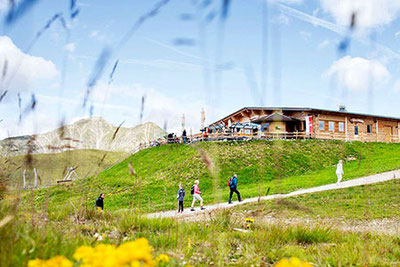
xmin=338 ymin=105 xmax=346 ymax=112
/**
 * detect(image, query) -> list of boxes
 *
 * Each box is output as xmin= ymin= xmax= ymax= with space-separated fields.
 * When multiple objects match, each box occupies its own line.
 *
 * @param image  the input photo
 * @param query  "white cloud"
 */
xmin=89 ymin=30 xmax=106 ymax=42
xmin=0 ymin=0 xmax=7 ymax=12
xmin=33 ymin=82 xmax=215 ymax=136
xmin=269 ymin=0 xmax=303 ymax=3
xmin=64 ymin=42 xmax=76 ymax=53
xmin=108 ymin=83 xmax=212 ymax=134
xmin=321 ymin=0 xmax=400 ymax=29
xmin=0 ymin=36 xmax=58 ymax=97
xmin=395 ymin=31 xmax=400 ymax=38
xmin=312 ymin=8 xmax=320 ymax=17
xmin=325 ymin=56 xmax=390 ymax=92
xmin=277 ymin=3 xmax=400 ymax=62
xmin=272 ymin=13 xmax=290 ymax=24
xmin=393 ymin=79 xmax=400 ymax=92
xmin=317 ymin=39 xmax=330 ymax=49
xmin=299 ymin=31 xmax=311 ymax=40
xmin=89 ymin=31 xmax=99 ymax=38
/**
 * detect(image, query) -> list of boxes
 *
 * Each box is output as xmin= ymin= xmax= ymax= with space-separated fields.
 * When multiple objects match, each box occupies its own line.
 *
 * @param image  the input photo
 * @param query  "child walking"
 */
xmin=177 ymin=183 xmax=185 ymax=213
xmin=191 ymin=180 xmax=205 ymax=211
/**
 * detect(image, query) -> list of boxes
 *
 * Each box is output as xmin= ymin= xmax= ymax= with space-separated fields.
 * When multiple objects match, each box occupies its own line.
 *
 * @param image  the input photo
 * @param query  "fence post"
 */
xmin=23 ymin=169 xmax=26 ymax=189
xmin=34 ymin=168 xmax=38 ymax=188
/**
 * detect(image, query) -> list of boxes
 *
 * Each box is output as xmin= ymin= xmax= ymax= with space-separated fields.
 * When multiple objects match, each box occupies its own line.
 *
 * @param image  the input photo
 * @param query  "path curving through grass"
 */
xmin=148 ymin=169 xmax=400 ymax=219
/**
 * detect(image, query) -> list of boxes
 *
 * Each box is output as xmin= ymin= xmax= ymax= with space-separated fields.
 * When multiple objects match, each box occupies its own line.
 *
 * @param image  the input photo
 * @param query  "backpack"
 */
xmin=190 ymin=186 xmax=194 ymax=195
xmin=228 ymin=177 xmax=235 ymax=188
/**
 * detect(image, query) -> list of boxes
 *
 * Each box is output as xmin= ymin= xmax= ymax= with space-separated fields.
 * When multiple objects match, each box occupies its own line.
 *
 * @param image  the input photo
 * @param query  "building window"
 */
xmin=328 ymin=121 xmax=335 ymax=131
xmin=367 ymin=125 xmax=372 ymax=133
xmin=319 ymin=121 xmax=325 ymax=131
xmin=261 ymin=123 xmax=269 ymax=132
xmin=354 ymin=126 xmax=359 ymax=135
xmin=338 ymin=122 xmax=344 ymax=132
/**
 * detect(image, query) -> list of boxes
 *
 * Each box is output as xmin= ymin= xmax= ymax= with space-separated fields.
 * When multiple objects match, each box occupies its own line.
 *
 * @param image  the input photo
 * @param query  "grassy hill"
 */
xmin=4 ymin=140 xmax=400 ymax=266
xmin=31 ymin=140 xmax=400 ymax=214
xmin=240 ymin=178 xmax=400 ymax=220
xmin=5 ymin=171 xmax=400 ymax=266
xmin=1 ymin=149 xmax=128 ymax=189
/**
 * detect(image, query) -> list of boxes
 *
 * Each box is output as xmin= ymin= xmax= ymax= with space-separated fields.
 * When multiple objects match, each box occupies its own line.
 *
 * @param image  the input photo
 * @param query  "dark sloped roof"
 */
xmin=211 ymin=106 xmax=400 ymax=125
xmin=252 ymin=113 xmax=299 ymax=123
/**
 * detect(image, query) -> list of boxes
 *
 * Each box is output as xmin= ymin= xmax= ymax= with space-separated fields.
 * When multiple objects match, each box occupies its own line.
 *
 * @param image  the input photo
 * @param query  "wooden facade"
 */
xmin=209 ymin=107 xmax=400 ymax=143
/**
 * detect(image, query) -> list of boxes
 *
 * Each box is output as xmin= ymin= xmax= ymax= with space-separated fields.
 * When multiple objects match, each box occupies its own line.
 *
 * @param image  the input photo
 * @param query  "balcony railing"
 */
xmin=128 ymin=131 xmax=400 ymax=158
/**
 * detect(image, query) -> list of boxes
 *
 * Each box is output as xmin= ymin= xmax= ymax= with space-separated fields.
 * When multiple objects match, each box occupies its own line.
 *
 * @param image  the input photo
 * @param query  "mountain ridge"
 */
xmin=0 ymin=118 xmax=166 ymax=157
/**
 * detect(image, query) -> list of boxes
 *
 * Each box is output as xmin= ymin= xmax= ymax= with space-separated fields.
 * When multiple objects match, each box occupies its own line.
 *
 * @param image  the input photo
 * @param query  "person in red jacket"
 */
xmin=191 ymin=180 xmax=205 ymax=211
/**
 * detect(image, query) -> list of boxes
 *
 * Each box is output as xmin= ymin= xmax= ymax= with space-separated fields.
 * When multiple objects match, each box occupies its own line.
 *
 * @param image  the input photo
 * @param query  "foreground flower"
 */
xmin=245 ymin=218 xmax=254 ymax=223
xmin=155 ymin=254 xmax=169 ymax=263
xmin=274 ymin=257 xmax=313 ymax=267
xmin=73 ymin=237 xmax=154 ymax=267
xmin=93 ymin=233 xmax=105 ymax=241
xmin=28 ymin=255 xmax=73 ymax=267
xmin=29 ymin=238 xmax=169 ymax=267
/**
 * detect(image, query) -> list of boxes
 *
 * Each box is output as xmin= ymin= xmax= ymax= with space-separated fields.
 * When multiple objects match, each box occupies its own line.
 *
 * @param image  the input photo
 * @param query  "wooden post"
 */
xmin=34 ymin=168 xmax=38 ymax=188
xmin=398 ymin=122 xmax=400 ymax=143
xmin=23 ymin=169 xmax=26 ymax=189
xmin=345 ymin=116 xmax=348 ymax=141
xmin=376 ymin=120 xmax=379 ymax=142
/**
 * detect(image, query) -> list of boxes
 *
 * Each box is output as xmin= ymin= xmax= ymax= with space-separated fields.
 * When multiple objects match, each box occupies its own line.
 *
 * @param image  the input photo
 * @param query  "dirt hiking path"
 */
xmin=147 ymin=169 xmax=400 ymax=219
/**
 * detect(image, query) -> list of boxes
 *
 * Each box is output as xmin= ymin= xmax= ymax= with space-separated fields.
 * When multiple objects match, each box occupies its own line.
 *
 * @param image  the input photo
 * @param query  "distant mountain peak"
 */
xmin=71 ymin=116 xmax=111 ymax=126
xmin=0 ymin=118 xmax=166 ymax=156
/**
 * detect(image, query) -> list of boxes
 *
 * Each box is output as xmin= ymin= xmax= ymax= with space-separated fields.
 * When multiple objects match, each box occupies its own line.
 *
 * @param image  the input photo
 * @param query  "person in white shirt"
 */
xmin=336 ymin=160 xmax=344 ymax=183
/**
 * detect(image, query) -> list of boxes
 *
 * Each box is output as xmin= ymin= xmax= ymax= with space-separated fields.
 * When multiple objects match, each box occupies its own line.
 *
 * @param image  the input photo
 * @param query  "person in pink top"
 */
xmin=191 ymin=180 xmax=205 ymax=211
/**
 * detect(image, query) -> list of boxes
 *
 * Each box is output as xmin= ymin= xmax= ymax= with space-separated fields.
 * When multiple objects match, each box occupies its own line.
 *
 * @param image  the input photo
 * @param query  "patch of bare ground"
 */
xmin=257 ymin=213 xmax=400 ymax=235
xmin=178 ymin=209 xmax=400 ymax=235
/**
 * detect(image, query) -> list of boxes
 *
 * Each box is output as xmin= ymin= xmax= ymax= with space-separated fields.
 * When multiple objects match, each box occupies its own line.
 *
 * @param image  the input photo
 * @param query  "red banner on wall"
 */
xmin=305 ymin=116 xmax=313 ymax=134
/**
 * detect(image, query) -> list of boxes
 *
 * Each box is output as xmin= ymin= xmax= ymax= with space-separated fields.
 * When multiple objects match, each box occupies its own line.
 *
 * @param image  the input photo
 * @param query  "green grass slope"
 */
xmin=1 ymin=150 xmax=128 ymax=188
xmin=242 ymin=179 xmax=400 ymax=220
xmin=32 ymin=140 xmax=400 ymax=213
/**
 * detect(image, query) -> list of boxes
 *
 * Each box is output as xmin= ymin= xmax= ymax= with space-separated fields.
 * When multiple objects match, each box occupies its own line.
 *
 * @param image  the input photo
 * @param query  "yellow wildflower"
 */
xmin=289 ymin=257 xmax=302 ymax=266
xmin=28 ymin=256 xmax=72 ymax=267
xmin=245 ymin=218 xmax=254 ymax=223
xmin=274 ymin=257 xmax=313 ymax=267
xmin=155 ymin=254 xmax=170 ymax=263
xmin=73 ymin=245 xmax=94 ymax=261
xmin=32 ymin=238 xmax=157 ymax=267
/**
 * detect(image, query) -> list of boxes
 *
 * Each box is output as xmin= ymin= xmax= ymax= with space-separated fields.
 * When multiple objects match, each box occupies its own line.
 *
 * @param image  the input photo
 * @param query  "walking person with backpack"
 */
xmin=177 ymin=183 xmax=185 ymax=213
xmin=336 ymin=159 xmax=344 ymax=184
xmin=95 ymin=193 xmax=105 ymax=211
xmin=228 ymin=174 xmax=241 ymax=204
xmin=190 ymin=180 xmax=205 ymax=211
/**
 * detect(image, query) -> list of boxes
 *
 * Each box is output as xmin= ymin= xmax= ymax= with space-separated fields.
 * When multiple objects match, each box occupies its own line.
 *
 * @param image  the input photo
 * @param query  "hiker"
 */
xmin=191 ymin=180 xmax=205 ymax=211
xmin=336 ymin=160 xmax=344 ymax=183
xmin=182 ymin=129 xmax=187 ymax=143
xmin=96 ymin=193 xmax=105 ymax=210
xmin=228 ymin=174 xmax=242 ymax=204
xmin=177 ymin=183 xmax=185 ymax=213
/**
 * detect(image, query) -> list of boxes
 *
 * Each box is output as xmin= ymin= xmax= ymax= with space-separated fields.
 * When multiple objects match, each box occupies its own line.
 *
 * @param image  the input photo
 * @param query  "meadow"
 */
xmin=0 ymin=149 xmax=128 ymax=189
xmin=2 ymin=181 xmax=400 ymax=266
xmin=30 ymin=140 xmax=400 ymax=214
xmin=2 ymin=139 xmax=400 ymax=266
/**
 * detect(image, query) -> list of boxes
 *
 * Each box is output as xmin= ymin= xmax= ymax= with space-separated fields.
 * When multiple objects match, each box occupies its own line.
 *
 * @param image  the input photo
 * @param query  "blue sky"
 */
xmin=1 ymin=0 xmax=400 ymax=138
